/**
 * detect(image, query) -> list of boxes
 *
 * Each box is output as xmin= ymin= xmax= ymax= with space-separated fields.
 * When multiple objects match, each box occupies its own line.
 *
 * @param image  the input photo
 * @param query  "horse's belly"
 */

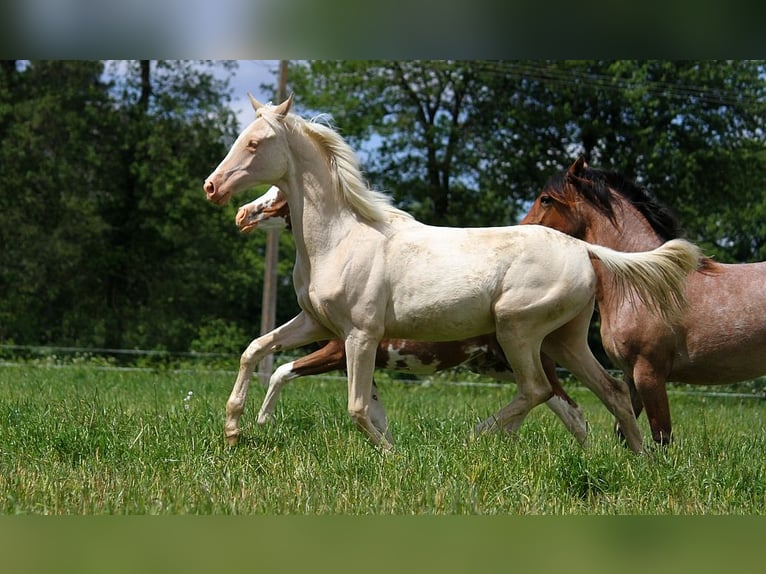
xmin=671 ymin=332 xmax=766 ymax=384
xmin=384 ymin=289 xmax=496 ymax=341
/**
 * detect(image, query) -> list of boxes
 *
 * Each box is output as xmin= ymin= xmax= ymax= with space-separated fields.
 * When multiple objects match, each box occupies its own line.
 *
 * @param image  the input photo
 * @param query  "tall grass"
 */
xmin=0 ymin=363 xmax=763 ymax=514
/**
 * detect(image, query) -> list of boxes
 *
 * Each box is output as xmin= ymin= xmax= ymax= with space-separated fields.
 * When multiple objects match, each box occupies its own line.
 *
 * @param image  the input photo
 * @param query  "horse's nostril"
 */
xmin=203 ymin=180 xmax=214 ymax=196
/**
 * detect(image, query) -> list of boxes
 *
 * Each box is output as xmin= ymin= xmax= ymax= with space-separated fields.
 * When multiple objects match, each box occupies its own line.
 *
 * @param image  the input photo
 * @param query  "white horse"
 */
xmin=204 ymin=94 xmax=703 ymax=453
xmin=236 ymin=187 xmax=589 ymax=444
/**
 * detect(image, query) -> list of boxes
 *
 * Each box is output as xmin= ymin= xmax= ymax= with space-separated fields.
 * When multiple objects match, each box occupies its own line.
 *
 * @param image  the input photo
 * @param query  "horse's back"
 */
xmin=380 ymin=223 xmax=596 ymax=340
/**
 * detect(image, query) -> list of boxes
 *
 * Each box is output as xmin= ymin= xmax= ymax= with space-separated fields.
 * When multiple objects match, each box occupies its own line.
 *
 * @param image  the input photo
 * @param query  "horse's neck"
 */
xmin=286 ymin=172 xmax=359 ymax=265
xmin=584 ymin=193 xmax=663 ymax=253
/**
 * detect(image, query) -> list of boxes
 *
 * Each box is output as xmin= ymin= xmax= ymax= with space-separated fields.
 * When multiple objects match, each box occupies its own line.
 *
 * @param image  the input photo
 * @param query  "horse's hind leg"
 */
xmin=476 ymin=351 xmax=589 ymax=445
xmin=257 ymin=340 xmax=347 ymax=424
xmin=474 ymin=329 xmax=552 ymax=438
xmin=538 ymin=353 xmax=589 ymax=446
xmin=543 ymin=312 xmax=644 ymax=453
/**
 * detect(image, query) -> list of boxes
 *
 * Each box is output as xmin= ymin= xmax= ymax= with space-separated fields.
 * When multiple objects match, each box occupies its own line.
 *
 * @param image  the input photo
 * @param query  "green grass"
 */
xmin=0 ymin=363 xmax=763 ymax=514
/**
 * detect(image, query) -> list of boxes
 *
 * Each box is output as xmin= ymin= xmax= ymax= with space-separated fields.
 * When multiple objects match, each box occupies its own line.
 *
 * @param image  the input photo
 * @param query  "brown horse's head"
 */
xmin=520 ymin=157 xmax=596 ymax=238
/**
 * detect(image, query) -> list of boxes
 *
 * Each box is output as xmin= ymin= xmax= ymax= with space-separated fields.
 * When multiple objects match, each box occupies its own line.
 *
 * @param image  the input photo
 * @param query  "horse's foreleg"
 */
xmin=256 ymin=340 xmax=346 ymax=424
xmin=256 ymin=340 xmax=391 ymax=444
xmin=631 ymin=358 xmax=673 ymax=445
xmin=368 ymin=380 xmax=392 ymax=444
xmin=345 ymin=331 xmax=393 ymax=450
xmin=256 ymin=361 xmax=300 ymax=424
xmin=226 ymin=312 xmax=331 ymax=444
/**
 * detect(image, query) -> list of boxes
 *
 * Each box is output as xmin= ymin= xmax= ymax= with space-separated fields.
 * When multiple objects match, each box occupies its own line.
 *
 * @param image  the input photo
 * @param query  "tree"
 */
xmin=98 ymin=59 xmax=270 ymax=351
xmin=0 ymin=60 xmax=114 ymax=344
xmin=0 ymin=60 xmax=298 ymax=352
xmin=288 ymin=60 xmax=766 ymax=261
xmin=288 ymin=61 xmax=524 ymax=226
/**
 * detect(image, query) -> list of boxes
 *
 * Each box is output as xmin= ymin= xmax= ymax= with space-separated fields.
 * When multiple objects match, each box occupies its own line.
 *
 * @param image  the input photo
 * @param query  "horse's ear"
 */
xmin=273 ymin=92 xmax=295 ymax=118
xmin=567 ymin=156 xmax=588 ymax=177
xmin=248 ymin=92 xmax=264 ymax=112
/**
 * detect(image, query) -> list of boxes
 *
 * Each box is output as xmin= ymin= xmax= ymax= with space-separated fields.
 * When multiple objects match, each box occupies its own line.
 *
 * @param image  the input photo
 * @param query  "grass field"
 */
xmin=0 ymin=361 xmax=763 ymax=515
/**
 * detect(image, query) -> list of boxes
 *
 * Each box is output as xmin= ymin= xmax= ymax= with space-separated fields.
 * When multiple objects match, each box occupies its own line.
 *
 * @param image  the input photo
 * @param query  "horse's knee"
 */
xmin=525 ymin=383 xmax=553 ymax=406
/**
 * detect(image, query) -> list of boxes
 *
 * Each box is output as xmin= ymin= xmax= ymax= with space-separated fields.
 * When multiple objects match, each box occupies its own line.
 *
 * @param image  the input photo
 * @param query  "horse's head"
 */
xmin=235 ymin=186 xmax=291 ymax=233
xmin=204 ymin=93 xmax=295 ymax=206
xmin=520 ymin=157 xmax=589 ymax=238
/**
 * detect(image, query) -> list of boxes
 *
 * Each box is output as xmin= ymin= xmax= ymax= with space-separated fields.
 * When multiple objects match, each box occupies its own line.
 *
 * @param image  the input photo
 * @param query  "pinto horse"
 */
xmin=521 ymin=157 xmax=766 ymax=444
xmin=236 ymin=188 xmax=585 ymax=440
xmin=204 ymin=94 xmax=701 ymax=453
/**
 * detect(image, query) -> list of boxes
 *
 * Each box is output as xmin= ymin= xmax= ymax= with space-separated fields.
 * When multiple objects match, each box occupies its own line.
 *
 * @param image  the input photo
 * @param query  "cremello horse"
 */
xmin=236 ymin=187 xmax=587 ymax=443
xmin=204 ymin=94 xmax=702 ymax=453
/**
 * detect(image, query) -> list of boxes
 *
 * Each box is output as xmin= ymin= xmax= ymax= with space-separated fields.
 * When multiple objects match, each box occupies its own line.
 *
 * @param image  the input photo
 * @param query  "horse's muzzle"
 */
xmin=203 ymin=179 xmax=230 ymax=205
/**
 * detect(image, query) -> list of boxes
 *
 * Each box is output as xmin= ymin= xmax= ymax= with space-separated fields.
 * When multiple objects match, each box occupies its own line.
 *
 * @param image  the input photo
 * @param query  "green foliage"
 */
xmin=289 ymin=60 xmax=766 ymax=260
xmin=0 ymin=60 xmax=298 ymax=351
xmin=0 ymin=363 xmax=763 ymax=514
xmin=0 ymin=60 xmax=764 ymax=355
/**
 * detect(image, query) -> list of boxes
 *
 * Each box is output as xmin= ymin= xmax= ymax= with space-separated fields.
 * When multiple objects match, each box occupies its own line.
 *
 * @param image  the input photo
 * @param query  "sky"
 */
xmin=225 ymin=60 xmax=281 ymax=129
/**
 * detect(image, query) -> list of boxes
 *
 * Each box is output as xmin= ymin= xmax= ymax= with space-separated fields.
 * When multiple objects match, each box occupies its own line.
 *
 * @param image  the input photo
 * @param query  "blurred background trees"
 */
xmin=1 ymin=60 xmax=764 ymax=355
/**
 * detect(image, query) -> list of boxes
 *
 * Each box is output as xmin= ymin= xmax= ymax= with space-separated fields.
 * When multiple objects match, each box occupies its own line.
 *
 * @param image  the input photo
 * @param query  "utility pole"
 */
xmin=257 ymin=60 xmax=288 ymax=387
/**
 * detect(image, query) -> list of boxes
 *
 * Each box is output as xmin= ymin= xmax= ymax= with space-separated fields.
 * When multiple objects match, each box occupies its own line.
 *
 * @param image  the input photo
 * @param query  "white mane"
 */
xmin=261 ymin=105 xmax=411 ymax=223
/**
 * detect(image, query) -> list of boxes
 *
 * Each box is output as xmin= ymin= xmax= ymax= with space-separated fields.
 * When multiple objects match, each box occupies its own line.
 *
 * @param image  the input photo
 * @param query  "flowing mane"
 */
xmin=258 ymin=105 xmax=411 ymax=224
xmin=546 ymin=166 xmax=682 ymax=241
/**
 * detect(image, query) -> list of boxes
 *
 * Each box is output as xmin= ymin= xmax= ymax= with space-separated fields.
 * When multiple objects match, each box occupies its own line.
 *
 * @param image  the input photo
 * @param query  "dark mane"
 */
xmin=546 ymin=166 xmax=682 ymax=241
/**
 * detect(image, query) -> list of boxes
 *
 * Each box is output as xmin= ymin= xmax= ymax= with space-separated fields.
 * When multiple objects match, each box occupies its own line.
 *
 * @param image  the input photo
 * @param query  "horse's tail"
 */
xmin=585 ymin=239 xmax=703 ymax=324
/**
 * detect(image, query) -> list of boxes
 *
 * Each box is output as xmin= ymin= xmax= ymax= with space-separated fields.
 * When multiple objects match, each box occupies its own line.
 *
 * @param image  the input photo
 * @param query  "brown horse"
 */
xmin=521 ymin=157 xmax=766 ymax=444
xmin=236 ymin=188 xmax=586 ymax=442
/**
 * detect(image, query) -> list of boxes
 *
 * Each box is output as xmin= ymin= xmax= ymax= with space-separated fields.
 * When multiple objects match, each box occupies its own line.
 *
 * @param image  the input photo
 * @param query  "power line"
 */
xmin=466 ymin=61 xmax=765 ymax=109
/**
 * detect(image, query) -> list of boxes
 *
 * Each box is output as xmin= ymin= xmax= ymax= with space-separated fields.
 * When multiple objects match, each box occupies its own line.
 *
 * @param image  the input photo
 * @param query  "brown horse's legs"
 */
xmin=542 ymin=353 xmax=578 ymax=406
xmin=538 ymin=353 xmax=589 ymax=445
xmin=226 ymin=312 xmax=332 ymax=444
xmin=256 ymin=340 xmax=391 ymax=439
xmin=632 ymin=359 xmax=673 ymax=445
xmin=257 ymin=340 xmax=346 ymax=424
xmin=625 ymin=375 xmax=645 ymax=419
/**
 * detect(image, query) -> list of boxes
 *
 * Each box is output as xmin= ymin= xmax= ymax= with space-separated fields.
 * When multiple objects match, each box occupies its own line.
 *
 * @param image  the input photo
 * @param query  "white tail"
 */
xmin=586 ymin=238 xmax=703 ymax=324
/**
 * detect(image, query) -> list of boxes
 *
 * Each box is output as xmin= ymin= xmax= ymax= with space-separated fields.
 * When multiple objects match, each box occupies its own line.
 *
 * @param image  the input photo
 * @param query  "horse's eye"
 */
xmin=540 ymin=195 xmax=553 ymax=207
xmin=246 ymin=140 xmax=258 ymax=152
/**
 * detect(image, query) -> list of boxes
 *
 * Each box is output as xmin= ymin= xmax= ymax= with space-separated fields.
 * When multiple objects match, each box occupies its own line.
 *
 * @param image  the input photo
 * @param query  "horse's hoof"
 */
xmin=225 ymin=431 xmax=240 ymax=446
xmin=256 ymin=412 xmax=272 ymax=425
xmin=379 ymin=440 xmax=395 ymax=454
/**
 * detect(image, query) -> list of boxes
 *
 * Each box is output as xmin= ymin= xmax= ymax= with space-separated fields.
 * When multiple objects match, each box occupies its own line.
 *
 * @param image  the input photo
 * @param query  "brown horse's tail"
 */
xmin=585 ymin=239 xmax=704 ymax=324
